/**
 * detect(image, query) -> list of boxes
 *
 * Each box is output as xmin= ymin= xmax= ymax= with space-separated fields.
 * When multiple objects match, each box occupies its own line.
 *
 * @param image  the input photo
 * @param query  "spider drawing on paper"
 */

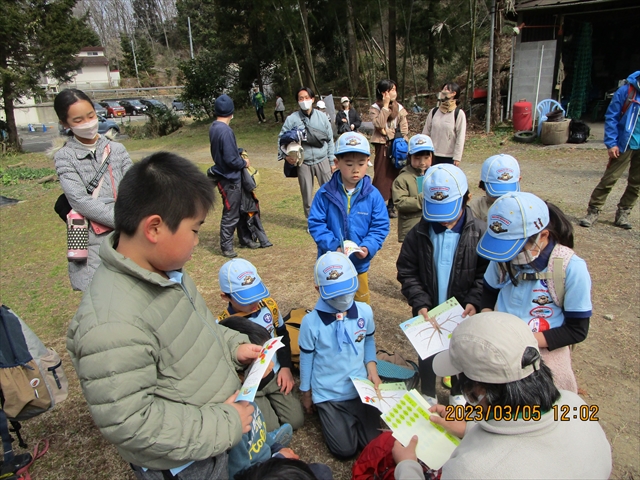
xmin=414 ymin=312 xmax=463 ymax=348
xmin=378 ymin=391 xmax=405 ymax=410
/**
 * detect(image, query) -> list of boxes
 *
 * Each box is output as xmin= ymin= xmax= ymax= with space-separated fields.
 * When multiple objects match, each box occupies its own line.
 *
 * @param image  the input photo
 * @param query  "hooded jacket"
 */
xmin=67 ymin=234 xmax=249 ymax=470
xmin=396 ymin=209 xmax=489 ymax=314
xmin=308 ymin=172 xmax=389 ymax=274
xmin=392 ymin=164 xmax=424 ymax=242
xmin=604 ymin=71 xmax=640 ymax=153
xmin=54 ymin=135 xmax=133 ymax=291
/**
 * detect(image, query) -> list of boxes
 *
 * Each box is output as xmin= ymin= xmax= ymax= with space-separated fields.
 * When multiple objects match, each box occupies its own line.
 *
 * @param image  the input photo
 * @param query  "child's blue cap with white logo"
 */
xmin=408 ymin=134 xmax=435 ymax=155
xmin=218 ymin=258 xmax=269 ymax=304
xmin=477 ymin=192 xmax=550 ymax=262
xmin=481 ymin=154 xmax=521 ymax=197
xmin=335 ymin=132 xmax=371 ymax=156
xmin=422 ymin=164 xmax=469 ymax=222
xmin=314 ymin=251 xmax=359 ymax=300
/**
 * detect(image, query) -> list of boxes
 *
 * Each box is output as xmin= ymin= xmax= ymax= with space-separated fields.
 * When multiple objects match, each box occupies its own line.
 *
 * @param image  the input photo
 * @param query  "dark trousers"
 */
xmin=316 ymin=398 xmax=381 ymax=459
xmin=274 ymin=110 xmax=284 ymax=122
xmin=419 ymin=355 xmax=461 ymax=398
xmin=131 ymin=453 xmax=228 ymax=480
xmin=256 ymin=106 xmax=266 ymax=122
xmin=432 ymin=155 xmax=454 ymax=165
xmin=217 ymin=179 xmax=253 ymax=252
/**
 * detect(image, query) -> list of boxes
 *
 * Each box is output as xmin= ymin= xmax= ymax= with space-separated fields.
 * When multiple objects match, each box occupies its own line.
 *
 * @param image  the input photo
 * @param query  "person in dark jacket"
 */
xmin=209 ymin=94 xmax=255 ymax=258
xmin=396 ymin=164 xmax=488 ymax=406
xmin=335 ymin=97 xmax=362 ymax=135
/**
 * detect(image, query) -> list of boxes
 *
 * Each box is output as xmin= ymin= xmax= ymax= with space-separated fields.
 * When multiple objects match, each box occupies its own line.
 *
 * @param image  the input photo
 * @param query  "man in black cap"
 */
xmin=209 ymin=94 xmax=256 ymax=257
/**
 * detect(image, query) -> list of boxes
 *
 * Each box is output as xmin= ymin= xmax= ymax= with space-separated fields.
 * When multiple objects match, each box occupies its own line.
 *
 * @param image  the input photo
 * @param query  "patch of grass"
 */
xmin=0 ymin=166 xmax=56 ymax=185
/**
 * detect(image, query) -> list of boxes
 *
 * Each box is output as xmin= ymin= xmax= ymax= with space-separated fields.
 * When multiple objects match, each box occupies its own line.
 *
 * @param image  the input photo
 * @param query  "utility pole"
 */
xmin=131 ymin=39 xmax=140 ymax=87
xmin=188 ymin=17 xmax=194 ymax=59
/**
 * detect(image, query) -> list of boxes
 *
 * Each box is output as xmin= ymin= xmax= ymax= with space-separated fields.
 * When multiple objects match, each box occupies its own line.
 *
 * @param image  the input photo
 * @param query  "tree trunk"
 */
xmin=388 ymin=0 xmax=397 ymax=82
xmin=427 ymin=0 xmax=436 ymax=89
xmin=298 ymin=0 xmax=316 ymax=90
xmin=1 ymin=60 xmax=21 ymax=152
xmin=377 ymin=0 xmax=389 ymax=78
xmin=335 ymin=11 xmax=355 ymax=96
xmin=346 ymin=0 xmax=359 ymax=94
xmin=282 ymin=44 xmax=293 ymax=98
xmin=491 ymin=1 xmax=503 ymax=123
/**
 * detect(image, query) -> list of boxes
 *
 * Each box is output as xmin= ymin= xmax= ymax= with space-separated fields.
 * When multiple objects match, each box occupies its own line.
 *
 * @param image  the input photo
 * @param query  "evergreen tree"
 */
xmin=0 ymin=0 xmax=99 ymax=150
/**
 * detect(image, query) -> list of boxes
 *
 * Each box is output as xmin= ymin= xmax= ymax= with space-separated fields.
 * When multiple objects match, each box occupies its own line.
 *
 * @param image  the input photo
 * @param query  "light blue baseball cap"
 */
xmin=408 ymin=134 xmax=435 ymax=155
xmin=218 ymin=258 xmax=269 ymax=304
xmin=335 ymin=132 xmax=371 ymax=156
xmin=481 ymin=154 xmax=521 ymax=197
xmin=314 ymin=251 xmax=359 ymax=299
xmin=422 ymin=164 xmax=469 ymax=222
xmin=477 ymin=192 xmax=550 ymax=262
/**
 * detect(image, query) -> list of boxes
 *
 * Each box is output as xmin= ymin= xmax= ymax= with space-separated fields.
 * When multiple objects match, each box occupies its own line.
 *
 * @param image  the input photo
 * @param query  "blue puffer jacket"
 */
xmin=308 ymin=172 xmax=389 ymax=273
xmin=604 ymin=71 xmax=640 ymax=153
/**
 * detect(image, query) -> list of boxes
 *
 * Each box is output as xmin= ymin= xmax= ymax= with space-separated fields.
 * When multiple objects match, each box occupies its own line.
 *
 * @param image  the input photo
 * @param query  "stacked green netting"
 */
xmin=568 ymin=22 xmax=593 ymax=119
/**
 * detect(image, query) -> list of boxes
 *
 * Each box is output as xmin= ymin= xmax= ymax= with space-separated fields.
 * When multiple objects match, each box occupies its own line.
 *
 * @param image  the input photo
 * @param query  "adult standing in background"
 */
xmin=252 ymin=86 xmax=267 ymax=123
xmin=422 ymin=82 xmax=467 ymax=166
xmin=336 ymin=96 xmax=362 ymax=134
xmin=208 ymin=94 xmax=255 ymax=258
xmin=274 ymin=93 xmax=285 ymax=123
xmin=278 ymin=87 xmax=334 ymax=221
xmin=370 ymin=79 xmax=409 ymax=219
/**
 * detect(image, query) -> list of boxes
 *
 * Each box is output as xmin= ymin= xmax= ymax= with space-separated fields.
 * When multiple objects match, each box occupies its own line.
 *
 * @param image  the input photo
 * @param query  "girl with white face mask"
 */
xmin=53 ymin=88 xmax=133 ymax=291
xmin=476 ymin=192 xmax=593 ymax=393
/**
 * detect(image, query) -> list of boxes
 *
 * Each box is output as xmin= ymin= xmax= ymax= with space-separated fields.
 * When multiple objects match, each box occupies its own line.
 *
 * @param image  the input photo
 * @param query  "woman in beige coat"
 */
xmin=370 ymin=79 xmax=409 ymax=218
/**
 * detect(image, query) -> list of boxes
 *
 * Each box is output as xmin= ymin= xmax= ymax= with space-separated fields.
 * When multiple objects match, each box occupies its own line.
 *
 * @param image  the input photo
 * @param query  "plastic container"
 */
xmin=541 ymin=119 xmax=570 ymax=145
xmin=473 ymin=88 xmax=488 ymax=99
xmin=513 ymin=101 xmax=533 ymax=132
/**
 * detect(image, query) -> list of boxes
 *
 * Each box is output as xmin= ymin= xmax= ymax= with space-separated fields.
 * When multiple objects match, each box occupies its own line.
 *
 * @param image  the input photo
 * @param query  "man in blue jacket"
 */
xmin=308 ymin=132 xmax=389 ymax=304
xmin=209 ymin=95 xmax=255 ymax=257
xmin=580 ymin=71 xmax=640 ymax=229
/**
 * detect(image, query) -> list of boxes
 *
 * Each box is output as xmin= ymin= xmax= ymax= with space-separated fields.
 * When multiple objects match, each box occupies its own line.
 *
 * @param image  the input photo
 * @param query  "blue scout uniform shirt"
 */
xmin=483 ymin=241 xmax=592 ymax=333
xmin=225 ymin=302 xmax=282 ymax=373
xmin=299 ymin=301 xmax=376 ymax=404
xmin=429 ymin=211 xmax=465 ymax=305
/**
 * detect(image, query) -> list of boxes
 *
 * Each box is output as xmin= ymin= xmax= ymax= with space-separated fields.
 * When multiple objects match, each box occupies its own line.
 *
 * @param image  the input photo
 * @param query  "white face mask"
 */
xmin=325 ymin=292 xmax=356 ymax=312
xmin=71 ymin=117 xmax=99 ymax=140
xmin=299 ymin=99 xmax=313 ymax=111
xmin=511 ymin=234 xmax=542 ymax=265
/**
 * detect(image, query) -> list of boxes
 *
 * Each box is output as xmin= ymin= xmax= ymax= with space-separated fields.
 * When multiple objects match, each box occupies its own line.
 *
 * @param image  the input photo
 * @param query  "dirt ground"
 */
xmin=3 ymin=128 xmax=638 ymax=479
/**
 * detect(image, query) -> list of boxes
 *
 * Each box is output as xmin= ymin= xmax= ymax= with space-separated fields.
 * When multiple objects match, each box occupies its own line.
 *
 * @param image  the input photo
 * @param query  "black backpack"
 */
xmin=568 ymin=120 xmax=590 ymax=144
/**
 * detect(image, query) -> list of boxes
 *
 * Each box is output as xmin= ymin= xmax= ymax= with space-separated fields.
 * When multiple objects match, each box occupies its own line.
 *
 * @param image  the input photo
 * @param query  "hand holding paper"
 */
xmin=351 ymin=377 xmax=407 ymax=414
xmin=236 ymin=337 xmax=284 ymax=402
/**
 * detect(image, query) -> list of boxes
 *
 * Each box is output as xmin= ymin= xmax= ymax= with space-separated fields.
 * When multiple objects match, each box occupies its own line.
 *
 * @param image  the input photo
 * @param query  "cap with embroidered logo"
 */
xmin=477 ymin=191 xmax=550 ymax=262
xmin=433 ymin=311 xmax=541 ymax=384
xmin=218 ymin=258 xmax=269 ymax=304
xmin=422 ymin=164 xmax=468 ymax=222
xmin=481 ymin=154 xmax=521 ymax=197
xmin=335 ymin=132 xmax=371 ymax=156
xmin=314 ymin=252 xmax=359 ymax=299
xmin=408 ymin=134 xmax=435 ymax=155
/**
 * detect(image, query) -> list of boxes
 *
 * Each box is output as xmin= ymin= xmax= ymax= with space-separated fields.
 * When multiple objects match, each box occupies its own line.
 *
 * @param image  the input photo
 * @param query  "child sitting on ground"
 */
xmin=308 ymin=132 xmax=389 ymax=304
xmin=218 ymin=258 xmax=304 ymax=432
xmin=396 ymin=164 xmax=489 ymax=406
xmin=67 ymin=152 xmax=263 ymax=478
xmin=392 ymin=134 xmax=435 ymax=242
xmin=469 ymin=153 xmax=521 ymax=222
xmin=299 ymin=252 xmax=382 ymax=459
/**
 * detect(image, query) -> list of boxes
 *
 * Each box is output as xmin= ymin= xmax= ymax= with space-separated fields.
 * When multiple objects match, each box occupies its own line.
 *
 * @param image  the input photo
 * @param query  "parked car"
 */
xmin=59 ymin=115 xmax=120 ymax=138
xmin=118 ymin=99 xmax=148 ymax=116
xmin=139 ymin=99 xmax=168 ymax=112
xmin=93 ymin=102 xmax=108 ymax=117
xmin=99 ymin=101 xmax=126 ymax=118
xmin=172 ymin=98 xmax=184 ymax=111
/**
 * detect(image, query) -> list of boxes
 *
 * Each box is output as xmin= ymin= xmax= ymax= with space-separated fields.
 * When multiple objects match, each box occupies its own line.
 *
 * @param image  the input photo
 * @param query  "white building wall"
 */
xmin=512 ymin=39 xmax=557 ymax=112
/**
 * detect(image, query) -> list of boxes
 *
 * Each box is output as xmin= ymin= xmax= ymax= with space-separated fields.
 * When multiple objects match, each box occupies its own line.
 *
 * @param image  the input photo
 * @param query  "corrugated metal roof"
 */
xmin=516 ymin=0 xmax=617 ymax=10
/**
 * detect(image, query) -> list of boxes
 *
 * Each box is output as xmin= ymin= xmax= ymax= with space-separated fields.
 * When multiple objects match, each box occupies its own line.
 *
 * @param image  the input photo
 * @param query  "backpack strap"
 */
xmin=621 ymin=84 xmax=635 ymax=116
xmin=217 ymin=297 xmax=280 ymax=328
xmin=520 ymin=244 xmax=574 ymax=308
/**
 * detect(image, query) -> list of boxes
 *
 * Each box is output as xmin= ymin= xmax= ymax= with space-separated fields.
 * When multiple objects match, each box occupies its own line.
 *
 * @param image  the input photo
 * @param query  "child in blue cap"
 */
xmin=218 ymin=258 xmax=304 ymax=431
xmin=299 ymin=252 xmax=381 ymax=459
xmin=469 ymin=154 xmax=521 ymax=222
xmin=392 ymin=134 xmax=435 ymax=242
xmin=396 ymin=164 xmax=489 ymax=406
xmin=477 ymin=192 xmax=592 ymax=393
xmin=308 ymin=132 xmax=389 ymax=304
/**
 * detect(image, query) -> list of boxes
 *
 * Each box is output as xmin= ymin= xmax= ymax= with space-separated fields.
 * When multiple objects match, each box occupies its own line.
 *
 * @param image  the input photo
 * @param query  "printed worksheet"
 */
xmin=350 ymin=377 xmax=407 ymax=414
xmin=383 ymin=389 xmax=460 ymax=470
xmin=236 ymin=337 xmax=284 ymax=402
xmin=342 ymin=240 xmax=364 ymax=257
xmin=399 ymin=297 xmax=465 ymax=360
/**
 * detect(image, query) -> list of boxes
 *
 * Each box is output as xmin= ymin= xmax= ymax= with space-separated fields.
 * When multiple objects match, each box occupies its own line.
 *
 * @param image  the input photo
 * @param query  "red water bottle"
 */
xmin=67 ymin=210 xmax=88 ymax=261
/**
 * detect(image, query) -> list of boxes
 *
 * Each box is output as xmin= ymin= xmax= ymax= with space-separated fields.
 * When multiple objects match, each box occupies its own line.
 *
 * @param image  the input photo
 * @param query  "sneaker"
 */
xmin=260 ymin=241 xmax=274 ymax=248
xmin=221 ymin=249 xmax=238 ymax=258
xmin=240 ymin=241 xmax=260 ymax=249
xmin=267 ymin=423 xmax=293 ymax=448
xmin=306 ymin=228 xmax=310 ymax=234
xmin=449 ymin=395 xmax=466 ymax=406
xmin=368 ymin=160 xmax=373 ymax=167
xmin=615 ymin=208 xmax=633 ymax=230
xmin=579 ymin=207 xmax=600 ymax=227
xmin=442 ymin=376 xmax=452 ymax=389
xmin=421 ymin=394 xmax=438 ymax=407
